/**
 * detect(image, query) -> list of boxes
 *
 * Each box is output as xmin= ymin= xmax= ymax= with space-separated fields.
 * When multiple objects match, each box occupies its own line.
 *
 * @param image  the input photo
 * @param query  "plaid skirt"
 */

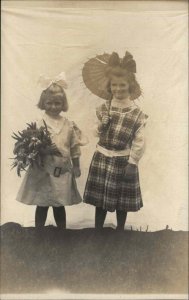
xmin=83 ymin=151 xmax=143 ymax=212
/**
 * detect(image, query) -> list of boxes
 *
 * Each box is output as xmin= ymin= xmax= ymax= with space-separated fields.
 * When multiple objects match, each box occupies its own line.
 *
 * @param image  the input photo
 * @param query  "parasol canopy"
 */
xmin=82 ymin=51 xmax=141 ymax=101
xmin=82 ymin=53 xmax=112 ymax=100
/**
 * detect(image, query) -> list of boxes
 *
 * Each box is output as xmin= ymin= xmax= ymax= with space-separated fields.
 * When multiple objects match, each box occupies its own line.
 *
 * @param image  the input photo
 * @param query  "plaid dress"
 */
xmin=83 ymin=101 xmax=147 ymax=212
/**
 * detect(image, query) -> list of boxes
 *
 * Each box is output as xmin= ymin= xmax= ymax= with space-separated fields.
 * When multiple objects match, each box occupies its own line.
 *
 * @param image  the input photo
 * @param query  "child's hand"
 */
xmin=73 ymin=166 xmax=81 ymax=178
xmin=98 ymin=115 xmax=111 ymax=132
xmin=124 ymin=163 xmax=137 ymax=181
xmin=102 ymin=115 xmax=110 ymax=126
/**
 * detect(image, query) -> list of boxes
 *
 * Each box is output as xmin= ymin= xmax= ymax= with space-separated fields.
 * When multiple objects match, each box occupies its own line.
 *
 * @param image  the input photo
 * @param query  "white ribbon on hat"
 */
xmin=37 ymin=72 xmax=68 ymax=90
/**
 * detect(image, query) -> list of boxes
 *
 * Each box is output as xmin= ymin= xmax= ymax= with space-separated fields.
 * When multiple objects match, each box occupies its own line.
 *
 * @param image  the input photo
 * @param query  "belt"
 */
xmin=53 ymin=162 xmax=72 ymax=177
xmin=96 ymin=144 xmax=130 ymax=158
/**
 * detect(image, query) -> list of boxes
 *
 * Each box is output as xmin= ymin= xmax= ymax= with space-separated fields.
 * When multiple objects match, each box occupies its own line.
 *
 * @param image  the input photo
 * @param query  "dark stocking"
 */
xmin=95 ymin=207 xmax=107 ymax=229
xmin=116 ymin=210 xmax=127 ymax=230
xmin=53 ymin=206 xmax=66 ymax=229
xmin=35 ymin=206 xmax=49 ymax=228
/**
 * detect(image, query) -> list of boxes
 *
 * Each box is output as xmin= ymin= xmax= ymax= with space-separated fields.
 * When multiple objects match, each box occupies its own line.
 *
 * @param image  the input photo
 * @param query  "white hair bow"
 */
xmin=37 ymin=72 xmax=68 ymax=90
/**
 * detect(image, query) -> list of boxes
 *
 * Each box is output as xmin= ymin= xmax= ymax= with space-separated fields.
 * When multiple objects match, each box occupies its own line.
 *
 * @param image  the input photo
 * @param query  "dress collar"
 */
xmin=43 ymin=113 xmax=65 ymax=135
xmin=111 ymin=97 xmax=134 ymax=109
xmin=110 ymin=97 xmax=137 ymax=113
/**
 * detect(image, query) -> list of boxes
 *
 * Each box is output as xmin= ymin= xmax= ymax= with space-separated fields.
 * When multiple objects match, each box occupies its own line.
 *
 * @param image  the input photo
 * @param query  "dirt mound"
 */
xmin=1 ymin=223 xmax=188 ymax=294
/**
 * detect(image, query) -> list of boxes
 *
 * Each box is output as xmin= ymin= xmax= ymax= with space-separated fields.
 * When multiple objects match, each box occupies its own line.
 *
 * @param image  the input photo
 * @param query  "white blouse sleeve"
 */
xmin=128 ymin=121 xmax=147 ymax=165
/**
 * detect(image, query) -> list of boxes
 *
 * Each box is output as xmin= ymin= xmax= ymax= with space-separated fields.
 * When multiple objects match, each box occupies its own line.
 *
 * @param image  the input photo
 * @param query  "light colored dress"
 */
xmin=16 ymin=113 xmax=87 ymax=207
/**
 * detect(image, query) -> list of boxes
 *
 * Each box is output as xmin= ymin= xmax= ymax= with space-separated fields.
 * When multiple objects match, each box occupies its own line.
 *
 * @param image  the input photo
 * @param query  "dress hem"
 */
xmin=16 ymin=199 xmax=82 ymax=207
xmin=83 ymin=200 xmax=143 ymax=212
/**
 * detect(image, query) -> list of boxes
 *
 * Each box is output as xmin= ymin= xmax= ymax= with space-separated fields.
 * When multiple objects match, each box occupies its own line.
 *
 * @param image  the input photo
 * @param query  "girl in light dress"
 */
xmin=16 ymin=76 xmax=87 ymax=228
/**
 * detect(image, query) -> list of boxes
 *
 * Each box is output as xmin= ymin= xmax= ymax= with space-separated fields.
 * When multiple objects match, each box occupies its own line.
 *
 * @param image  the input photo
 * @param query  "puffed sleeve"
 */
xmin=128 ymin=113 xmax=148 ymax=165
xmin=70 ymin=122 xmax=88 ymax=159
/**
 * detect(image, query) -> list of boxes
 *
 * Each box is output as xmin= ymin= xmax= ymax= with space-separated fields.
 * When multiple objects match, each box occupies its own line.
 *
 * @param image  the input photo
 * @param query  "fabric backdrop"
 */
xmin=1 ymin=1 xmax=188 ymax=231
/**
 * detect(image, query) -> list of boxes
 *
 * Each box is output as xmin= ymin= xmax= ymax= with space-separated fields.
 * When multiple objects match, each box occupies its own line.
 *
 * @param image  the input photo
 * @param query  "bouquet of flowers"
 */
xmin=11 ymin=121 xmax=62 ymax=176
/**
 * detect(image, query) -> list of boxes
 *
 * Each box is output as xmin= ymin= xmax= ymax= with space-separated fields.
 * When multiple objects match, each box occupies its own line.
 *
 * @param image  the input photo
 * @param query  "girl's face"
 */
xmin=110 ymin=76 xmax=130 ymax=100
xmin=44 ymin=93 xmax=63 ymax=117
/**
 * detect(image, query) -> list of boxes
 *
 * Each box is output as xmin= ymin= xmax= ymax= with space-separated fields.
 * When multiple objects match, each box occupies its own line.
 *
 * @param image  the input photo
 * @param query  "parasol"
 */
xmin=82 ymin=51 xmax=141 ymax=101
xmin=82 ymin=53 xmax=112 ymax=100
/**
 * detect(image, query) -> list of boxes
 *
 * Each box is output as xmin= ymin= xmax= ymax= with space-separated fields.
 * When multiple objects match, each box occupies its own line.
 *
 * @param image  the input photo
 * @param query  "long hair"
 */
xmin=37 ymin=83 xmax=68 ymax=111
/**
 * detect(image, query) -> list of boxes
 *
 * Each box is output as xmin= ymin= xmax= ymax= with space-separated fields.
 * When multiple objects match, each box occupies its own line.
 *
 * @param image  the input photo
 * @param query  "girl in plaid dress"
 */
xmin=83 ymin=51 xmax=148 ymax=230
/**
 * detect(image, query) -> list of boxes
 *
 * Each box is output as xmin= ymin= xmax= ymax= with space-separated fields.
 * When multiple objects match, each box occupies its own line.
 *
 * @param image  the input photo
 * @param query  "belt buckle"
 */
xmin=54 ymin=167 xmax=61 ymax=177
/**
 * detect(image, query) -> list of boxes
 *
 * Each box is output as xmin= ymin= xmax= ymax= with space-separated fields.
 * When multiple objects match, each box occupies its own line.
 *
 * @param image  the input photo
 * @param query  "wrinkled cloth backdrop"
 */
xmin=1 ymin=1 xmax=188 ymax=231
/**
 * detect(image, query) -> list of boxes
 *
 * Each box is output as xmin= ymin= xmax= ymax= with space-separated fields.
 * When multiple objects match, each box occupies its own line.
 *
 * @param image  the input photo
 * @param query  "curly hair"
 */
xmin=37 ymin=83 xmax=68 ymax=111
xmin=106 ymin=67 xmax=142 ymax=100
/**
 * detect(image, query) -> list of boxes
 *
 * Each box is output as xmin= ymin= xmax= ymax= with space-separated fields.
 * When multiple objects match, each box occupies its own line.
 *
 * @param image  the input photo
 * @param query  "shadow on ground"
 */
xmin=1 ymin=222 xmax=188 ymax=294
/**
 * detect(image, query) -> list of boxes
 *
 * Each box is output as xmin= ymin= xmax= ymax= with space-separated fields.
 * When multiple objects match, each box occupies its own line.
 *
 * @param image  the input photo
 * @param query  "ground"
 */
xmin=1 ymin=222 xmax=188 ymax=294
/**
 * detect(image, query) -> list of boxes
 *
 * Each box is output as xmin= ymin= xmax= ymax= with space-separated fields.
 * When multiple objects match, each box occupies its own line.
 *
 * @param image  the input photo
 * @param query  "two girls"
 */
xmin=16 ymin=50 xmax=147 ymax=230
